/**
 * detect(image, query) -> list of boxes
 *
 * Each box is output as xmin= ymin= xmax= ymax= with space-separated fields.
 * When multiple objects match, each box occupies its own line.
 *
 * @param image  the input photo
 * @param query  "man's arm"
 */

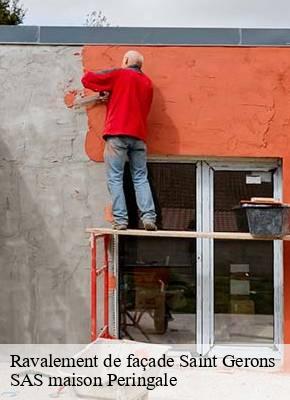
xmin=81 ymin=68 xmax=120 ymax=92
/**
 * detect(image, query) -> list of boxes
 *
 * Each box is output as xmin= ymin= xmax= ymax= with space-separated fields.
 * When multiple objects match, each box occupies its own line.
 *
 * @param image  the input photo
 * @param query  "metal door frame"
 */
xmin=112 ymin=157 xmax=283 ymax=358
xmin=203 ymin=159 xmax=283 ymax=358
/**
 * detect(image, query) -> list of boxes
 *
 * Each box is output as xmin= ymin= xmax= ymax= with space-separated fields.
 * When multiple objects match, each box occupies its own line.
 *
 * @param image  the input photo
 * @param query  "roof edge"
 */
xmin=1 ymin=26 xmax=290 ymax=46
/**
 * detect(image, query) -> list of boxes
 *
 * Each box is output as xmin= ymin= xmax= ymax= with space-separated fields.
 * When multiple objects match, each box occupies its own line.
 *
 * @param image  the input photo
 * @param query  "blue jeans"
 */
xmin=104 ymin=136 xmax=156 ymax=225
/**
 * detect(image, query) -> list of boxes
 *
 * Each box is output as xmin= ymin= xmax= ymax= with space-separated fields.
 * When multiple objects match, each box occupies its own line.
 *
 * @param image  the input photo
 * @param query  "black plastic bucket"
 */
xmin=235 ymin=204 xmax=290 ymax=238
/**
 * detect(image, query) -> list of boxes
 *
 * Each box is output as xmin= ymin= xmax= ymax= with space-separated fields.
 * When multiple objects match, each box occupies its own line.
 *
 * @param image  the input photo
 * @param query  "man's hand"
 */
xmin=72 ymin=91 xmax=110 ymax=109
xmin=94 ymin=91 xmax=110 ymax=103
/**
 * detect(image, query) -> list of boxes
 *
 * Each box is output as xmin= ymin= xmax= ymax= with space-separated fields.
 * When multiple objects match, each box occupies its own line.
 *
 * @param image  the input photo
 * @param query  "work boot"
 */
xmin=113 ymin=223 xmax=127 ymax=230
xmin=143 ymin=220 xmax=157 ymax=231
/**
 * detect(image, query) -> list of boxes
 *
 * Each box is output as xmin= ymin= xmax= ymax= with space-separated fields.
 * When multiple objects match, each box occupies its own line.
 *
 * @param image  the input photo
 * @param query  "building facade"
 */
xmin=0 ymin=27 xmax=289 ymax=354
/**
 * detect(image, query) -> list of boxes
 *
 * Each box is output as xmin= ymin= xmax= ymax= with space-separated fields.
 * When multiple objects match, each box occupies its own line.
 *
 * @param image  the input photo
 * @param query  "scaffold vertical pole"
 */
xmin=90 ymin=233 xmax=97 ymax=341
xmin=103 ymin=234 xmax=110 ymax=337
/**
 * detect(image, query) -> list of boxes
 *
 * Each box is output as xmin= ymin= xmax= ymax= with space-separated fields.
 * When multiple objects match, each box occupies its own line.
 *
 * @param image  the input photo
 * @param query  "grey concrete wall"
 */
xmin=0 ymin=45 xmax=109 ymax=343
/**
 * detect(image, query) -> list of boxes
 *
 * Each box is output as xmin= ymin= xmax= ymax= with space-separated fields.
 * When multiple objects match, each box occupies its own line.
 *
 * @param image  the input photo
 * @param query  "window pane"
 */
xmin=214 ymin=171 xmax=273 ymax=232
xmin=121 ymin=163 xmax=197 ymax=343
xmin=214 ymin=170 xmax=274 ymax=344
xmin=119 ymin=237 xmax=196 ymax=344
xmin=214 ymin=240 xmax=274 ymax=344
xmin=124 ymin=163 xmax=196 ymax=230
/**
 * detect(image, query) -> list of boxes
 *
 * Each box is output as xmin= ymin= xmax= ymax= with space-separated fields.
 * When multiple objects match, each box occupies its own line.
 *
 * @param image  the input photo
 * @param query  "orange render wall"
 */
xmin=82 ymin=45 xmax=290 ymax=343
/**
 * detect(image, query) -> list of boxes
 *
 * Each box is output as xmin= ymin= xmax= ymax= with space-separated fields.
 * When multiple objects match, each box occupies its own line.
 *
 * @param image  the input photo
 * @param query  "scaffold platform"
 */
xmin=87 ymin=227 xmax=290 ymax=342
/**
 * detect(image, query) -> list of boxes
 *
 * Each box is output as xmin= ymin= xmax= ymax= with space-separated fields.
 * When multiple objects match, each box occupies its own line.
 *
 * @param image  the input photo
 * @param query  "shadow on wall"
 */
xmin=0 ymin=138 xmax=90 ymax=344
xmin=147 ymin=86 xmax=180 ymax=155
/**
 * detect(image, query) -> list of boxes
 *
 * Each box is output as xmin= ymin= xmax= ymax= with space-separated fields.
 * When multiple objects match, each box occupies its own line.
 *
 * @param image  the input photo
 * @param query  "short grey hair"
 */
xmin=123 ymin=50 xmax=144 ymax=67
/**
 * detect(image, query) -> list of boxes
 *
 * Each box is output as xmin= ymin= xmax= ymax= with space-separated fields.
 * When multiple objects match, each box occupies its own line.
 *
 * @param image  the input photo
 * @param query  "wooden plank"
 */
xmin=240 ymin=197 xmax=283 ymax=205
xmin=250 ymin=197 xmax=282 ymax=204
xmin=86 ymin=228 xmax=290 ymax=241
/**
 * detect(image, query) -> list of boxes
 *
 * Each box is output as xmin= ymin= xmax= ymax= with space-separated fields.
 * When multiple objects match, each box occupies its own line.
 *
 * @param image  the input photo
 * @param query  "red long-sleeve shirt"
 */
xmin=81 ymin=66 xmax=153 ymax=142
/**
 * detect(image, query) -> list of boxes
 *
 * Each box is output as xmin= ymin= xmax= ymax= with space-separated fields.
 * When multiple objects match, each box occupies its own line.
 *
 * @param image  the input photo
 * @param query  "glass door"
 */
xmin=119 ymin=163 xmax=197 ymax=344
xmin=204 ymin=160 xmax=283 ymax=356
xmin=214 ymin=170 xmax=274 ymax=344
xmin=115 ymin=159 xmax=282 ymax=355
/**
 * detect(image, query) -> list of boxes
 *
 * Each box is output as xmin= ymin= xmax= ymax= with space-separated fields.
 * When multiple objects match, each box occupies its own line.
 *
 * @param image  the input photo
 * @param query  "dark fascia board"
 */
xmin=241 ymin=28 xmax=290 ymax=45
xmin=0 ymin=26 xmax=240 ymax=45
xmin=0 ymin=25 xmax=39 ymax=43
xmin=0 ymin=25 xmax=290 ymax=46
xmin=39 ymin=26 xmax=240 ymax=45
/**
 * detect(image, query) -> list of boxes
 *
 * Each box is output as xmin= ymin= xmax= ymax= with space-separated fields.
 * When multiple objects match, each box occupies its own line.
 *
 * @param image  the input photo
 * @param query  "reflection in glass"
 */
xmin=214 ymin=170 xmax=274 ymax=344
xmin=214 ymin=240 xmax=274 ymax=344
xmin=120 ymin=162 xmax=197 ymax=344
xmin=119 ymin=237 xmax=196 ymax=344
